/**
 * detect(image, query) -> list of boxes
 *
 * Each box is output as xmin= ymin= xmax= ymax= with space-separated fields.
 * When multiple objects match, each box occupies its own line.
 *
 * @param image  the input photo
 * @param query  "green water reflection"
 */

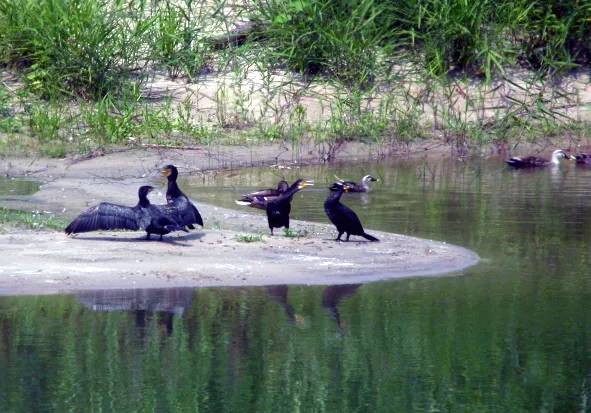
xmin=1 ymin=159 xmax=590 ymax=412
xmin=0 ymin=176 xmax=39 ymax=197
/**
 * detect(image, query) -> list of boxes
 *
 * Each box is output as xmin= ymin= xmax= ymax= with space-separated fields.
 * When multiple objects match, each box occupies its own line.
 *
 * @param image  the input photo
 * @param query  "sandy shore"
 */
xmin=0 ymin=145 xmax=479 ymax=295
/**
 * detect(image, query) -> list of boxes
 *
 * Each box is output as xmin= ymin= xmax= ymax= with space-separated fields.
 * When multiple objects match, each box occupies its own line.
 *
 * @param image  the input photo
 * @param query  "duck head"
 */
xmin=361 ymin=175 xmax=378 ymax=183
xmin=551 ymin=150 xmax=575 ymax=164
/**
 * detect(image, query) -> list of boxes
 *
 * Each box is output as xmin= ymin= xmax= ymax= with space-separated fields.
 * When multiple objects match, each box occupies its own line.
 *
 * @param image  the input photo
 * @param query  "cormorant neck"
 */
xmin=138 ymin=194 xmax=151 ymax=208
xmin=166 ymin=178 xmax=183 ymax=198
xmin=279 ymin=182 xmax=303 ymax=199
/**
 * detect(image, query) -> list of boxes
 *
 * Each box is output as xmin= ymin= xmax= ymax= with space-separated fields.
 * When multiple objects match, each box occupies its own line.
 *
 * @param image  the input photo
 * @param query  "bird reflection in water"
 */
xmin=321 ymin=284 xmax=361 ymax=331
xmin=76 ymin=287 xmax=194 ymax=336
xmin=265 ymin=284 xmax=362 ymax=331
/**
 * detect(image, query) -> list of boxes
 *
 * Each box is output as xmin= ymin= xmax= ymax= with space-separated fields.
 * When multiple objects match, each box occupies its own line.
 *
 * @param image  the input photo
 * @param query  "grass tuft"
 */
xmin=0 ymin=208 xmax=68 ymax=231
xmin=236 ymin=233 xmax=265 ymax=243
xmin=283 ymin=228 xmax=308 ymax=238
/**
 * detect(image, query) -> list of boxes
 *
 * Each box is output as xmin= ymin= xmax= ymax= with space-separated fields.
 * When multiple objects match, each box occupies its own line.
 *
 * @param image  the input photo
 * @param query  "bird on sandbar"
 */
xmin=324 ymin=182 xmax=379 ymax=242
xmin=235 ymin=180 xmax=289 ymax=210
xmin=65 ymin=185 xmax=188 ymax=240
xmin=334 ymin=174 xmax=378 ymax=192
xmin=266 ymin=179 xmax=314 ymax=235
xmin=505 ymin=149 xmax=574 ymax=168
xmin=161 ymin=164 xmax=204 ymax=230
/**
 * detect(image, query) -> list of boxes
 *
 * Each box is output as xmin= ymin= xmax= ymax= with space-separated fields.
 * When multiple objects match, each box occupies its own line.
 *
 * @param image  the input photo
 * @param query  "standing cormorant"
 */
xmin=235 ymin=180 xmax=289 ymax=209
xmin=266 ymin=179 xmax=314 ymax=235
xmin=65 ymin=185 xmax=187 ymax=240
xmin=161 ymin=164 xmax=204 ymax=229
xmin=324 ymin=182 xmax=379 ymax=242
xmin=505 ymin=149 xmax=574 ymax=168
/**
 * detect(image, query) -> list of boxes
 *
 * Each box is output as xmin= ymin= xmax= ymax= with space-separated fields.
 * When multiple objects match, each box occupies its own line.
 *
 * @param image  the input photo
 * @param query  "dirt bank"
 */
xmin=0 ymin=146 xmax=479 ymax=295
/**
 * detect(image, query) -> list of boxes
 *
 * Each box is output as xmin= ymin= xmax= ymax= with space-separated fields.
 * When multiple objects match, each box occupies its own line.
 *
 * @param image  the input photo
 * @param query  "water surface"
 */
xmin=1 ymin=159 xmax=590 ymax=412
xmin=0 ymin=176 xmax=39 ymax=197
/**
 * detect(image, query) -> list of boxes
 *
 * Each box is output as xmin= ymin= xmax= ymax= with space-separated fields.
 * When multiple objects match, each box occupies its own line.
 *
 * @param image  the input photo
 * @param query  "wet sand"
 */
xmin=0 ymin=146 xmax=479 ymax=295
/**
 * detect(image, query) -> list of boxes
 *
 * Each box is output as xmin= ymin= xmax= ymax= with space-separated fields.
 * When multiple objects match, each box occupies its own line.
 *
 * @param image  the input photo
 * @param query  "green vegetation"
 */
xmin=0 ymin=0 xmax=589 ymax=158
xmin=283 ymin=228 xmax=308 ymax=238
xmin=254 ymin=0 xmax=591 ymax=81
xmin=0 ymin=207 xmax=67 ymax=231
xmin=236 ymin=233 xmax=265 ymax=243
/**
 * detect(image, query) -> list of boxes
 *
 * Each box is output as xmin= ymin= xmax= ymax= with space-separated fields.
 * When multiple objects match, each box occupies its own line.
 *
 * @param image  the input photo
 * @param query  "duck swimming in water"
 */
xmin=505 ymin=149 xmax=574 ymax=168
xmin=266 ymin=179 xmax=314 ymax=235
xmin=235 ymin=180 xmax=289 ymax=210
xmin=334 ymin=175 xmax=378 ymax=192
xmin=324 ymin=182 xmax=379 ymax=242
xmin=65 ymin=186 xmax=187 ymax=240
xmin=573 ymin=152 xmax=591 ymax=166
xmin=161 ymin=164 xmax=204 ymax=230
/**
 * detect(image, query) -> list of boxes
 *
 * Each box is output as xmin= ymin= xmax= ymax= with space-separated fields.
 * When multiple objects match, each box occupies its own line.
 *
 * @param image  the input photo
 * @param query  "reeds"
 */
xmin=0 ymin=0 xmax=589 ymax=157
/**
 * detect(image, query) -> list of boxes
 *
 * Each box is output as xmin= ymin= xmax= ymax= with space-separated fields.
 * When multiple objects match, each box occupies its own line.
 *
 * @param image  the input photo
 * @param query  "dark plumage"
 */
xmin=335 ymin=175 xmax=378 ymax=192
xmin=235 ymin=180 xmax=289 ymax=210
xmin=161 ymin=164 xmax=204 ymax=229
xmin=506 ymin=149 xmax=573 ymax=168
xmin=324 ymin=182 xmax=379 ymax=242
xmin=65 ymin=186 xmax=187 ymax=240
xmin=266 ymin=179 xmax=314 ymax=235
xmin=574 ymin=153 xmax=591 ymax=165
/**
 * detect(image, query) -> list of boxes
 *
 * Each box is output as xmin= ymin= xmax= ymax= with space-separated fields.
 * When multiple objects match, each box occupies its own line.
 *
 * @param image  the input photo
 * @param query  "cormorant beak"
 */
xmin=333 ymin=175 xmax=345 ymax=183
xmin=568 ymin=154 xmax=576 ymax=160
xmin=161 ymin=167 xmax=172 ymax=177
xmin=298 ymin=179 xmax=315 ymax=189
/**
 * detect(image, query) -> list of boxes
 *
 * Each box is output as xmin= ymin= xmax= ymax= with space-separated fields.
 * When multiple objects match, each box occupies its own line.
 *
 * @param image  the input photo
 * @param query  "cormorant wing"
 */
xmin=65 ymin=203 xmax=146 ymax=234
xmin=147 ymin=204 xmax=186 ymax=229
xmin=245 ymin=188 xmax=280 ymax=197
xmin=171 ymin=196 xmax=203 ymax=227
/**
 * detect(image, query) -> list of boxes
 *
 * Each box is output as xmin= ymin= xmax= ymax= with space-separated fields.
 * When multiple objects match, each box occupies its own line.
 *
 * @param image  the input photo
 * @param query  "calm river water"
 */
xmin=0 ymin=159 xmax=590 ymax=412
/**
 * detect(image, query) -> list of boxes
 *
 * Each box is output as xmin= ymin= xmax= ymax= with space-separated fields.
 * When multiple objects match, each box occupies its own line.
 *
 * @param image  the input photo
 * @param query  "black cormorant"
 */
xmin=161 ymin=164 xmax=204 ymax=229
xmin=506 ymin=149 xmax=574 ymax=168
xmin=235 ymin=180 xmax=289 ymax=210
xmin=324 ymin=182 xmax=378 ymax=242
xmin=334 ymin=174 xmax=378 ymax=192
xmin=65 ymin=185 xmax=187 ymax=240
xmin=266 ymin=179 xmax=314 ymax=235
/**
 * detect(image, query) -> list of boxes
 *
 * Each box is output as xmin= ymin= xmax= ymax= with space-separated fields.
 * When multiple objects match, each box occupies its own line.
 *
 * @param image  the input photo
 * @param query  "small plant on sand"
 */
xmin=283 ymin=228 xmax=308 ymax=238
xmin=0 ymin=208 xmax=67 ymax=231
xmin=236 ymin=233 xmax=265 ymax=243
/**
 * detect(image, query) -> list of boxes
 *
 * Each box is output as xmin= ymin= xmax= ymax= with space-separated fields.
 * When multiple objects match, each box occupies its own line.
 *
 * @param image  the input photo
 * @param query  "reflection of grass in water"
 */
xmin=236 ymin=233 xmax=265 ymax=243
xmin=0 ymin=208 xmax=67 ymax=231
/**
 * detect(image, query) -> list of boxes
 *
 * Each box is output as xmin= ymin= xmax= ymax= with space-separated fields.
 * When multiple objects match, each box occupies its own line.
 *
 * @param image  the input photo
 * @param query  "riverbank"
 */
xmin=0 ymin=146 xmax=480 ymax=295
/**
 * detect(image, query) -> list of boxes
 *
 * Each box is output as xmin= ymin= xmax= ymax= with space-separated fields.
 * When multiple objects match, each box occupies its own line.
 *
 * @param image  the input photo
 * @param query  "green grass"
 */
xmin=283 ymin=228 xmax=308 ymax=238
xmin=0 ymin=208 xmax=68 ymax=231
xmin=236 ymin=233 xmax=265 ymax=243
xmin=0 ymin=0 xmax=589 ymax=158
xmin=253 ymin=0 xmax=591 ymax=81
